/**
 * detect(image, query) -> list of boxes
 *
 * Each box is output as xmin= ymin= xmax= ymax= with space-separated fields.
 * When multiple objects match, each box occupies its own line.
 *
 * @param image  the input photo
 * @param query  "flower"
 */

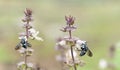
xmin=28 ymin=28 xmax=43 ymax=41
xmin=17 ymin=61 xmax=25 ymax=68
xmin=65 ymin=15 xmax=75 ymax=25
xmin=17 ymin=62 xmax=34 ymax=69
xmin=22 ymin=23 xmax=32 ymax=29
xmin=26 ymin=48 xmax=34 ymax=56
xmin=76 ymin=40 xmax=86 ymax=45
xmin=99 ymin=59 xmax=108 ymax=69
xmin=65 ymin=49 xmax=77 ymax=60
xmin=58 ymin=40 xmax=66 ymax=46
xmin=65 ymin=49 xmax=79 ymax=66
xmin=24 ymin=8 xmax=32 ymax=17
xmin=17 ymin=47 xmax=26 ymax=55
xmin=17 ymin=47 xmax=34 ymax=56
xmin=22 ymin=8 xmax=33 ymax=22
xmin=56 ymin=55 xmax=66 ymax=62
xmin=27 ymin=63 xmax=33 ymax=68
xmin=60 ymin=26 xmax=77 ymax=32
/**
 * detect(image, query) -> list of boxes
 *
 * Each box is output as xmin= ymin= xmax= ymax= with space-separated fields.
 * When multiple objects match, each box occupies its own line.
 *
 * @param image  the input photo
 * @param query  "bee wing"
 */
xmin=87 ymin=49 xmax=93 ymax=57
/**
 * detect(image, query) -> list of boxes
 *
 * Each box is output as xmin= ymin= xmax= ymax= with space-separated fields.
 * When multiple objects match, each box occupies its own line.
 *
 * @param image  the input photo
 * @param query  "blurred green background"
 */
xmin=0 ymin=0 xmax=120 ymax=70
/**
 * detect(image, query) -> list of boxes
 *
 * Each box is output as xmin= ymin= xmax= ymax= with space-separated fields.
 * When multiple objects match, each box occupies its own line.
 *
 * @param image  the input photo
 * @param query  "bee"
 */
xmin=15 ymin=38 xmax=32 ymax=50
xmin=80 ymin=43 xmax=93 ymax=57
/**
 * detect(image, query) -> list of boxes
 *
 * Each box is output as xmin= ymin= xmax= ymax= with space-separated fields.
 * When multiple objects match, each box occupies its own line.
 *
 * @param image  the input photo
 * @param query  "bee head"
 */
xmin=80 ymin=42 xmax=88 ymax=56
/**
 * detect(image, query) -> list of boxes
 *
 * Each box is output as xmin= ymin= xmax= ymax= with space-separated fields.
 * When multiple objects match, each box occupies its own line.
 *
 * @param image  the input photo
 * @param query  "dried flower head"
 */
xmin=22 ymin=8 xmax=33 ymax=22
xmin=65 ymin=15 xmax=75 ymax=25
xmin=24 ymin=8 xmax=32 ymax=17
xmin=60 ymin=16 xmax=76 ymax=32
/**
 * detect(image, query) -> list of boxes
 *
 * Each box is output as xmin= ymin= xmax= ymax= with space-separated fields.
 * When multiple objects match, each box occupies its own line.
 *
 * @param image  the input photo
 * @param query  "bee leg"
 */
xmin=27 ymin=42 xmax=32 ymax=47
xmin=15 ymin=43 xmax=21 ymax=50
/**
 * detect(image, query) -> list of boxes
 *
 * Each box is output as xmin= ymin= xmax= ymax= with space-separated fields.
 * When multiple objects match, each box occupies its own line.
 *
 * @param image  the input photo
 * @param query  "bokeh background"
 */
xmin=0 ymin=0 xmax=120 ymax=70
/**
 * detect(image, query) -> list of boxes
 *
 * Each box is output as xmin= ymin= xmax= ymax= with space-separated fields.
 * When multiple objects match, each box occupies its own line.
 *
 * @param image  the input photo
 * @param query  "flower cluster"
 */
xmin=15 ymin=8 xmax=43 ymax=70
xmin=55 ymin=15 xmax=93 ymax=70
xmin=60 ymin=16 xmax=77 ymax=32
xmin=17 ymin=61 xmax=33 ymax=70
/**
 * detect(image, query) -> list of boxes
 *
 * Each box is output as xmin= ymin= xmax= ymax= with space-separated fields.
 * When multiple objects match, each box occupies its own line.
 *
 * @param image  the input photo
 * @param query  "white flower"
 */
xmin=17 ymin=48 xmax=34 ymax=56
xmin=58 ymin=40 xmax=66 ymax=46
xmin=26 ymin=48 xmax=34 ymax=52
xmin=55 ymin=40 xmax=68 ymax=50
xmin=76 ymin=40 xmax=86 ymax=44
xmin=99 ymin=59 xmax=108 ymax=69
xmin=56 ymin=55 xmax=66 ymax=62
xmin=68 ymin=49 xmax=77 ymax=58
xmin=17 ymin=61 xmax=25 ymax=68
xmin=75 ymin=43 xmax=81 ymax=50
xmin=28 ymin=28 xmax=36 ymax=34
xmin=26 ymin=48 xmax=34 ymax=56
xmin=17 ymin=47 xmax=26 ymax=54
xmin=65 ymin=49 xmax=78 ymax=66
xmin=28 ymin=28 xmax=43 ymax=41
xmin=27 ymin=63 xmax=33 ymax=68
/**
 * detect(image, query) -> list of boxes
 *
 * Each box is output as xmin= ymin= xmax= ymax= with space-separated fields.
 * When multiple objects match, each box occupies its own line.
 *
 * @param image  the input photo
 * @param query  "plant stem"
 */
xmin=24 ymin=51 xmax=27 ymax=70
xmin=25 ymin=20 xmax=29 ymax=70
xmin=70 ymin=45 xmax=77 ymax=70
xmin=68 ymin=25 xmax=72 ymax=39
xmin=26 ymin=21 xmax=29 ymax=39
xmin=68 ymin=25 xmax=77 ymax=70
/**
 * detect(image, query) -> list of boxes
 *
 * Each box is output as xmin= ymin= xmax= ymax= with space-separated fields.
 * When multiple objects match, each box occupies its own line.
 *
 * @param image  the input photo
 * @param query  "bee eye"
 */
xmin=80 ymin=50 xmax=86 ymax=56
